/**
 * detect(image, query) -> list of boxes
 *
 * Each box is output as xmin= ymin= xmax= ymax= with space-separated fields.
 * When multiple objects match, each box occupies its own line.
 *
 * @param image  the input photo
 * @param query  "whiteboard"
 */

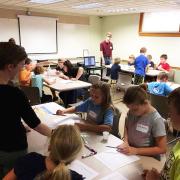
xmin=0 ymin=18 xmax=19 ymax=44
xmin=18 ymin=15 xmax=58 ymax=54
xmin=142 ymin=11 xmax=180 ymax=32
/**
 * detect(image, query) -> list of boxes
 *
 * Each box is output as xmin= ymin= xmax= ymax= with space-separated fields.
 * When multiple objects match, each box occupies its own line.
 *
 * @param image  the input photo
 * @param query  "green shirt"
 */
xmin=161 ymin=141 xmax=180 ymax=180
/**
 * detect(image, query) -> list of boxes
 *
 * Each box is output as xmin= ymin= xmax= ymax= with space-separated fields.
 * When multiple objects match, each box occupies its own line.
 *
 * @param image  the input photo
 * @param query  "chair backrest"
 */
xmin=149 ymin=93 xmax=169 ymax=119
xmin=168 ymin=69 xmax=175 ymax=82
xmin=20 ymin=86 xmax=41 ymax=105
xmin=117 ymin=72 xmax=132 ymax=86
xmin=111 ymin=107 xmax=121 ymax=138
xmin=88 ymin=75 xmax=101 ymax=85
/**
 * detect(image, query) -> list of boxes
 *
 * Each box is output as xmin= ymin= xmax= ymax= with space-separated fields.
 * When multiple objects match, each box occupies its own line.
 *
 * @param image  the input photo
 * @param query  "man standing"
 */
xmin=100 ymin=32 xmax=113 ymax=65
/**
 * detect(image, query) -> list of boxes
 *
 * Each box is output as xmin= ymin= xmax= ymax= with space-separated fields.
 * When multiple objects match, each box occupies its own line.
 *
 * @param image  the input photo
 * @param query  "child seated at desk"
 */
xmin=127 ymin=54 xmax=135 ymax=66
xmin=4 ymin=125 xmax=83 ymax=180
xmin=31 ymin=65 xmax=56 ymax=103
xmin=117 ymin=86 xmax=167 ymax=160
xmin=56 ymin=82 xmax=114 ymax=133
xmin=147 ymin=54 xmax=155 ymax=69
xmin=157 ymin=54 xmax=171 ymax=72
xmin=110 ymin=57 xmax=121 ymax=81
xmin=19 ymin=58 xmax=33 ymax=86
xmin=145 ymin=87 xmax=180 ymax=180
xmin=147 ymin=72 xmax=173 ymax=96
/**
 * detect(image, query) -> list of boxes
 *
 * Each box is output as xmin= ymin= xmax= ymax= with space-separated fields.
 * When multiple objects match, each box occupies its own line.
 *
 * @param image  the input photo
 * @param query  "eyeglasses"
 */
xmin=81 ymin=135 xmax=97 ymax=159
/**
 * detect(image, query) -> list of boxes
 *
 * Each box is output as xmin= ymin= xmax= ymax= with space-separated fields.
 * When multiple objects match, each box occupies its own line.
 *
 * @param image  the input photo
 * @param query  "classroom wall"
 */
xmin=0 ymin=8 xmax=102 ymax=61
xmin=102 ymin=13 xmax=180 ymax=67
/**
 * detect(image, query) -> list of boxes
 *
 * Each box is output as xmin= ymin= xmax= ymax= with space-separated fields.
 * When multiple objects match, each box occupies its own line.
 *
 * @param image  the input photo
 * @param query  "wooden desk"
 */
xmin=27 ymin=102 xmax=164 ymax=180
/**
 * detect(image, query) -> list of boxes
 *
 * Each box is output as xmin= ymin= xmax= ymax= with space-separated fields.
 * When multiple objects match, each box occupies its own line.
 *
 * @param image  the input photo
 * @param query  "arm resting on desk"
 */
xmin=118 ymin=128 xmax=167 ymax=155
xmin=75 ymin=122 xmax=112 ymax=133
xmin=33 ymin=123 xmax=52 ymax=137
xmin=56 ymin=107 xmax=76 ymax=115
xmin=75 ymin=67 xmax=84 ymax=80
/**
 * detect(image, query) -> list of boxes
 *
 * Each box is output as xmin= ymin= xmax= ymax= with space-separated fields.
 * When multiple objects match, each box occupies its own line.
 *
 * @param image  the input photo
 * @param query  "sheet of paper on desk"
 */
xmin=59 ymin=79 xmax=73 ymax=84
xmin=70 ymin=160 xmax=98 ymax=180
xmin=40 ymin=102 xmax=64 ymax=113
xmin=95 ymin=149 xmax=139 ymax=171
xmin=99 ymin=172 xmax=128 ymax=180
xmin=41 ymin=115 xmax=80 ymax=128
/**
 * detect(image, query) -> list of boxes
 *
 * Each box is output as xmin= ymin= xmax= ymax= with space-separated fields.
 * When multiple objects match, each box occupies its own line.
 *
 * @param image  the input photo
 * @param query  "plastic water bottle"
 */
xmin=47 ymin=65 xmax=51 ymax=77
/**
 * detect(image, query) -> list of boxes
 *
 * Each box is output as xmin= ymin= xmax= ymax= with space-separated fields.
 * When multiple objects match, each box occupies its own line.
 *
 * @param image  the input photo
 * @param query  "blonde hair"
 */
xmin=147 ymin=54 xmax=152 ymax=60
xmin=128 ymin=54 xmax=135 ymax=60
xmin=36 ymin=125 xmax=83 ymax=180
xmin=113 ymin=57 xmax=121 ymax=64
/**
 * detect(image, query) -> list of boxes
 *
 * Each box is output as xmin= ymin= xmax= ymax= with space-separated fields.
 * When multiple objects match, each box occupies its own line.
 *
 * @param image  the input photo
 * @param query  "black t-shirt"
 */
xmin=0 ymin=85 xmax=40 ymax=152
xmin=14 ymin=152 xmax=84 ymax=180
xmin=65 ymin=67 xmax=86 ymax=81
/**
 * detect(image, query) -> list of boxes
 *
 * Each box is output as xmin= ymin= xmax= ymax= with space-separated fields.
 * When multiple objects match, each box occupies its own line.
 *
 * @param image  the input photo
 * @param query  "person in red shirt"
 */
xmin=100 ymin=32 xmax=113 ymax=65
xmin=157 ymin=54 xmax=171 ymax=72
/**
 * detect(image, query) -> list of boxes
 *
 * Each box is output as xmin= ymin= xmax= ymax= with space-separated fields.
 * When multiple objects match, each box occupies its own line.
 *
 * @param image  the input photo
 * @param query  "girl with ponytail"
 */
xmin=3 ymin=125 xmax=83 ymax=180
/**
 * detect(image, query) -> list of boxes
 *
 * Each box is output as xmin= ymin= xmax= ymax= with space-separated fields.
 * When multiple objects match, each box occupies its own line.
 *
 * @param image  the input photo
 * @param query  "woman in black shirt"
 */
xmin=0 ymin=42 xmax=51 ymax=178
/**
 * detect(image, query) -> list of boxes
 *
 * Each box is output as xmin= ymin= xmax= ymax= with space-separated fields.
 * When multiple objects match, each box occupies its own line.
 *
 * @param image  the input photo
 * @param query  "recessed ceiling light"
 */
xmin=106 ymin=7 xmax=137 ymax=13
xmin=28 ymin=0 xmax=64 ymax=4
xmin=72 ymin=3 xmax=103 ymax=10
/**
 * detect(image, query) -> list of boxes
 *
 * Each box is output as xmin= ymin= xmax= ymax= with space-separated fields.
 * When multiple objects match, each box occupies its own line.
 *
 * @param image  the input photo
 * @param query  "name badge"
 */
xmin=136 ymin=124 xmax=149 ymax=133
xmin=88 ymin=111 xmax=97 ymax=119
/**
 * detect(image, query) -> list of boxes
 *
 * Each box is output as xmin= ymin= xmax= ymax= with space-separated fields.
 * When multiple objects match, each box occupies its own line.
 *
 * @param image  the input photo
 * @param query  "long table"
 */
xmin=43 ymin=71 xmax=92 ymax=92
xmin=27 ymin=102 xmax=164 ymax=180
xmin=105 ymin=64 xmax=163 ymax=77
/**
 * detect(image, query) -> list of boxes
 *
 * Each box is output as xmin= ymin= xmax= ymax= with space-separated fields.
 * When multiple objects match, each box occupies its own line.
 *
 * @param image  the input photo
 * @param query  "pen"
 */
xmin=84 ymin=144 xmax=97 ymax=153
xmin=106 ymin=145 xmax=117 ymax=148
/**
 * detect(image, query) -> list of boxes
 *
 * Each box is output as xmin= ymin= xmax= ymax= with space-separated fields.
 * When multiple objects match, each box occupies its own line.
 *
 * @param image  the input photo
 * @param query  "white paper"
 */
xmin=95 ymin=149 xmax=139 ymax=171
xmin=33 ymin=102 xmax=80 ymax=128
xmin=100 ymin=172 xmax=128 ymax=180
xmin=59 ymin=79 xmax=73 ymax=84
xmin=70 ymin=160 xmax=98 ymax=180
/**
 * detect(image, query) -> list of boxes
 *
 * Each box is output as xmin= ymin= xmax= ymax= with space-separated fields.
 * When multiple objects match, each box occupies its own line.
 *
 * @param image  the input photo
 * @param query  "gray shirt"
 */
xmin=125 ymin=110 xmax=166 ymax=148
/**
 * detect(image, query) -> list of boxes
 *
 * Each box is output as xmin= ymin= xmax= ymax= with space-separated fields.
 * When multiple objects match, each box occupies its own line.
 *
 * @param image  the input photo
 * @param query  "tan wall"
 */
xmin=0 ymin=8 xmax=89 ymax=25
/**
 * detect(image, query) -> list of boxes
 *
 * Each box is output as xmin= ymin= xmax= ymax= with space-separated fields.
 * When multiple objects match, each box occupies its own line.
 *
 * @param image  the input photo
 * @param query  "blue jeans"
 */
xmin=104 ymin=57 xmax=111 ymax=76
xmin=104 ymin=56 xmax=112 ymax=65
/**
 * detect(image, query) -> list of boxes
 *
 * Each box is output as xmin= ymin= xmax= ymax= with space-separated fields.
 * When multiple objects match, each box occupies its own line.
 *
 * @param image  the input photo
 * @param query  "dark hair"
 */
xmin=63 ymin=60 xmax=73 ymax=71
xmin=123 ymin=86 xmax=148 ymax=105
xmin=157 ymin=72 xmax=168 ymax=80
xmin=90 ymin=81 xmax=112 ymax=109
xmin=168 ymin=87 xmax=180 ymax=115
xmin=25 ymin=58 xmax=32 ymax=65
xmin=139 ymin=83 xmax=148 ymax=92
xmin=0 ymin=42 xmax=27 ymax=70
xmin=160 ymin=54 xmax=167 ymax=59
xmin=140 ymin=47 xmax=147 ymax=53
xmin=8 ymin=38 xmax=16 ymax=44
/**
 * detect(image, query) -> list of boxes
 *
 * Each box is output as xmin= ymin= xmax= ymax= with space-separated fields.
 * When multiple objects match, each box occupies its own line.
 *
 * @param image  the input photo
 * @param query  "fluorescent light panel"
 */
xmin=29 ymin=0 xmax=64 ymax=4
xmin=72 ymin=3 xmax=103 ymax=9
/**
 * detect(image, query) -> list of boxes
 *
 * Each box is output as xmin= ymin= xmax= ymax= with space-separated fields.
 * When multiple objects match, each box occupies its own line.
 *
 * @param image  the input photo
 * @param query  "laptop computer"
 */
xmin=84 ymin=56 xmax=96 ymax=67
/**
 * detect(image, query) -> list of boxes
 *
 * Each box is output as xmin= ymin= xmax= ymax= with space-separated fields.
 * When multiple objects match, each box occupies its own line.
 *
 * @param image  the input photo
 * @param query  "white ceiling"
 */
xmin=0 ymin=0 xmax=180 ymax=16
